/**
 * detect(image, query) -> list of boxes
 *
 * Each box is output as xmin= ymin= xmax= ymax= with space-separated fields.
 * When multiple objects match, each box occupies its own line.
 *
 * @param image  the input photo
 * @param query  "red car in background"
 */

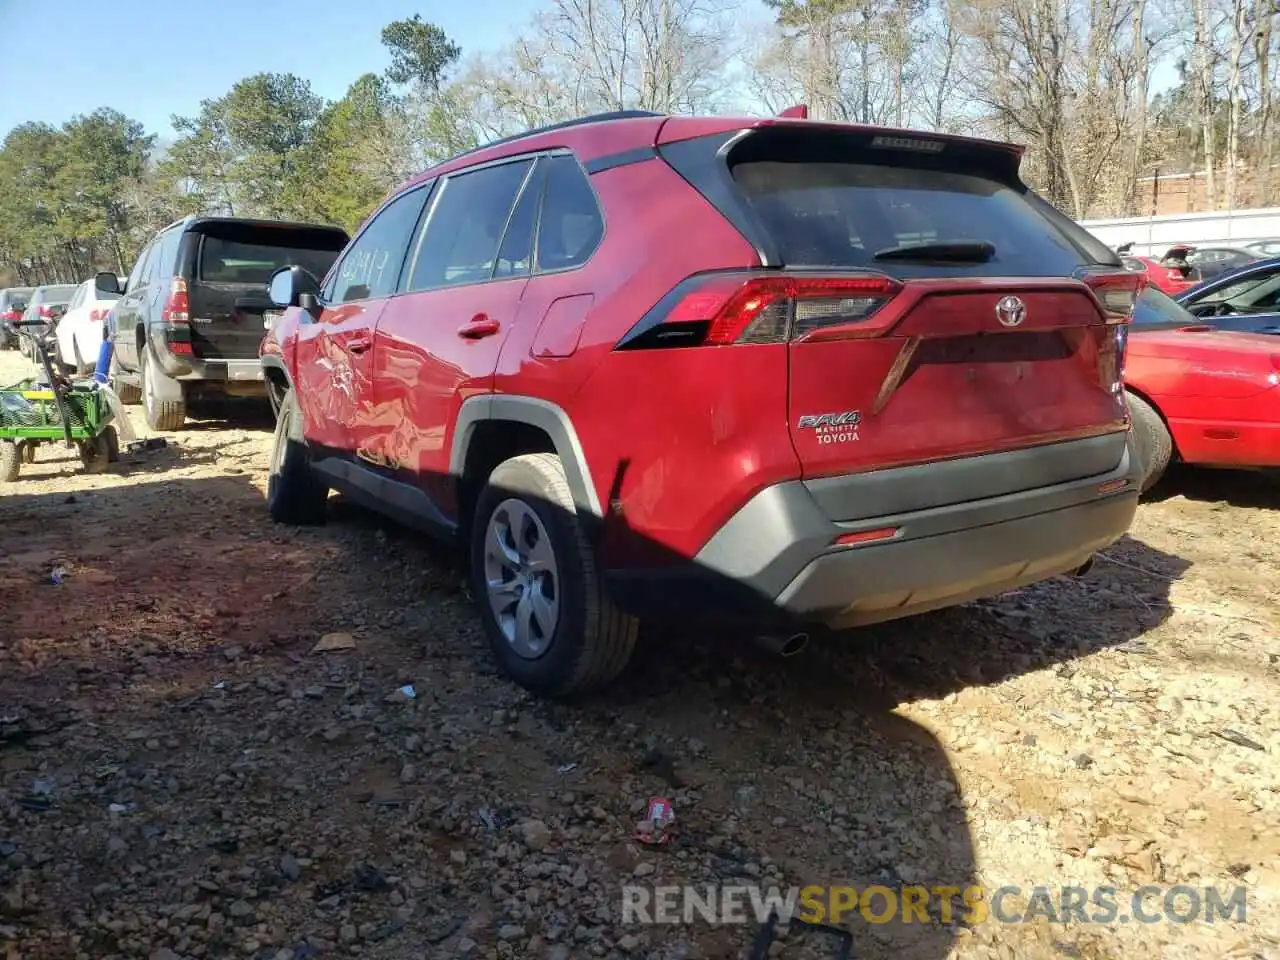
xmin=1123 ymin=286 xmax=1280 ymax=491
xmin=1120 ymin=254 xmax=1200 ymax=296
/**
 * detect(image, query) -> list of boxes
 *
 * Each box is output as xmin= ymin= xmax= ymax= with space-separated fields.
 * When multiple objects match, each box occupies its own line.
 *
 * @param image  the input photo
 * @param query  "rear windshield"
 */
xmin=1132 ymin=288 xmax=1196 ymax=329
xmin=197 ymin=230 xmax=348 ymax=284
xmin=729 ymin=158 xmax=1091 ymax=279
xmin=37 ymin=285 xmax=77 ymax=303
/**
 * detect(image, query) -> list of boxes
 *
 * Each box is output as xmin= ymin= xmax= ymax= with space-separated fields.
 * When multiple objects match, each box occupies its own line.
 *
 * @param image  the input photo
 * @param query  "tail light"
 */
xmin=616 ymin=272 xmax=903 ymax=350
xmin=162 ymin=277 xmax=190 ymax=325
xmin=37 ymin=305 xmax=53 ymax=319
xmin=1080 ymin=270 xmax=1146 ymax=323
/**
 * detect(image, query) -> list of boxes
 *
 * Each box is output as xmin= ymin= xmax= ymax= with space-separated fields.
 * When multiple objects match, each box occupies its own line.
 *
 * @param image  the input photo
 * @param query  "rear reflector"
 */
xmin=833 ymin=527 xmax=900 ymax=547
xmin=168 ymin=341 xmax=193 ymax=356
xmin=617 ymin=272 xmax=903 ymax=349
xmin=1097 ymin=479 xmax=1129 ymax=495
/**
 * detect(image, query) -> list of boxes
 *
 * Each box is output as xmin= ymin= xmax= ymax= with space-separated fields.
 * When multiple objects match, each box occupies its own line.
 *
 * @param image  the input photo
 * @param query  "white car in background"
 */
xmin=55 ymin=278 xmax=121 ymax=373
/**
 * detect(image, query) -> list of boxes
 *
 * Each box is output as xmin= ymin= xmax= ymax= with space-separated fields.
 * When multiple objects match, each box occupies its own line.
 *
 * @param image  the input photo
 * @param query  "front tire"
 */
xmin=1126 ymin=390 xmax=1173 ymax=493
xmin=111 ymin=354 xmax=141 ymax=405
xmin=141 ymin=348 xmax=186 ymax=431
xmin=470 ymin=453 xmax=638 ymax=698
xmin=266 ymin=389 xmax=328 ymax=525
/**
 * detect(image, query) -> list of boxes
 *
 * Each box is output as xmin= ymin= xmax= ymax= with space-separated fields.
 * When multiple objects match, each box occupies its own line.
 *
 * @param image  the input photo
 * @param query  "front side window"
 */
xmin=329 ymin=187 xmax=431 ymax=303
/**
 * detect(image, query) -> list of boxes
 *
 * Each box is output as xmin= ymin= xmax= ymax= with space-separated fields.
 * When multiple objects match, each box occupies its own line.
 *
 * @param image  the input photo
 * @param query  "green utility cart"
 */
xmin=0 ymin=325 xmax=118 ymax=482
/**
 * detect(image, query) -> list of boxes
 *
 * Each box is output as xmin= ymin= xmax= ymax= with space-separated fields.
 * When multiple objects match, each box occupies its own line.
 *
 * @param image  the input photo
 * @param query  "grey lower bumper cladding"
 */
xmin=681 ymin=433 xmax=1143 ymax=627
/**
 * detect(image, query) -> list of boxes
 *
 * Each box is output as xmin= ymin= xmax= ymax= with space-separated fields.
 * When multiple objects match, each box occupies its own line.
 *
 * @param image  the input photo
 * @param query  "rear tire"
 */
xmin=266 ymin=389 xmax=328 ymax=525
xmin=0 ymin=441 xmax=19 ymax=482
xmin=141 ymin=348 xmax=186 ymax=431
xmin=1126 ymin=390 xmax=1173 ymax=493
xmin=470 ymin=453 xmax=639 ymax=698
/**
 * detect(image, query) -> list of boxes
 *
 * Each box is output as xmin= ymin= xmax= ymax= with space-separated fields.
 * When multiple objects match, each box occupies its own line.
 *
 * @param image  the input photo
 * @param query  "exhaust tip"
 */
xmin=755 ymin=631 xmax=810 ymax=657
xmin=780 ymin=632 xmax=809 ymax=657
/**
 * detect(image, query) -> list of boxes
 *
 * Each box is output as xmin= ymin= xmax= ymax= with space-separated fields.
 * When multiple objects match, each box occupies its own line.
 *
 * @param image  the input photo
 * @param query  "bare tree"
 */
xmin=1193 ymin=0 xmax=1219 ymax=207
xmin=1254 ymin=0 xmax=1276 ymax=203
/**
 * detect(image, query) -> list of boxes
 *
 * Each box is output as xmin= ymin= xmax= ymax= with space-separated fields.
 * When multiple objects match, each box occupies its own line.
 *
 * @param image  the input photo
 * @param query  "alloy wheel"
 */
xmin=482 ymin=498 xmax=560 ymax=659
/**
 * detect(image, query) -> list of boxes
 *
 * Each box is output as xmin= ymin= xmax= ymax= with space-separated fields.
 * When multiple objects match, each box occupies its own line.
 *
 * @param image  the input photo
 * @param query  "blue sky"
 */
xmin=0 ymin=0 xmax=549 ymax=139
xmin=1 ymin=0 xmax=1178 ymax=145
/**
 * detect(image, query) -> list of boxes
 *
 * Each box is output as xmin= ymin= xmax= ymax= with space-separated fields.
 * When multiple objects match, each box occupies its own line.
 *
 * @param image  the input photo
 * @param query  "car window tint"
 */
xmin=408 ymin=159 xmax=534 ymax=291
xmin=730 ymin=155 xmax=1088 ymax=279
xmin=331 ymin=187 xmax=430 ymax=303
xmin=155 ymin=228 xmax=183 ymax=281
xmin=536 ymin=156 xmax=603 ymax=272
xmin=493 ymin=162 xmax=545 ymax=280
xmin=1132 ymin=288 xmax=1195 ymax=327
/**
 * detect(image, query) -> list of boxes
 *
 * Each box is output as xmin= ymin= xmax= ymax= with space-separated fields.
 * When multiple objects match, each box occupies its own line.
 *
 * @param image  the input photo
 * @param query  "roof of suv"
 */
xmin=403 ymin=110 xmax=1027 ymax=192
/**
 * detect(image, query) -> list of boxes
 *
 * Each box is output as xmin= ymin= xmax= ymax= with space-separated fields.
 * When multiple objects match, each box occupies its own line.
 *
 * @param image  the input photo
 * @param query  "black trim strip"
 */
xmin=585 ymin=146 xmax=659 ymax=174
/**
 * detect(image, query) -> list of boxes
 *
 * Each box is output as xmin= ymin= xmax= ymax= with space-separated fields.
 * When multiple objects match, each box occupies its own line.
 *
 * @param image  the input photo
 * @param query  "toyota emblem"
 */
xmin=995 ymin=295 xmax=1026 ymax=327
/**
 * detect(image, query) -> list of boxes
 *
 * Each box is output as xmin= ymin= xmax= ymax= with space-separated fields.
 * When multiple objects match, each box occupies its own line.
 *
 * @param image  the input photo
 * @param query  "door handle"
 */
xmin=347 ymin=336 xmax=372 ymax=354
xmin=457 ymin=314 xmax=500 ymax=339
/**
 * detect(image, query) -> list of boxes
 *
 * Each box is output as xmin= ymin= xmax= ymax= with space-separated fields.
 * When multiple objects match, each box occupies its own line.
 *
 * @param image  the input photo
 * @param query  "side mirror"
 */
xmin=268 ymin=265 xmax=321 ymax=309
xmin=95 ymin=271 xmax=121 ymax=297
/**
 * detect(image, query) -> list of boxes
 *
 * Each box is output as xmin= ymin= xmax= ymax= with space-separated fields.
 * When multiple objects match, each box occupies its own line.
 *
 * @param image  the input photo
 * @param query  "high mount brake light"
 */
xmin=618 ymin=273 xmax=903 ymax=349
xmin=1081 ymin=271 xmax=1146 ymax=322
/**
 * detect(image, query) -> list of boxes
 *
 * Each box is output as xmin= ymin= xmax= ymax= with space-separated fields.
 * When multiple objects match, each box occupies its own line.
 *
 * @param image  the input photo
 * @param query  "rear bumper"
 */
xmin=152 ymin=339 xmax=266 ymax=395
xmin=605 ymin=433 xmax=1143 ymax=628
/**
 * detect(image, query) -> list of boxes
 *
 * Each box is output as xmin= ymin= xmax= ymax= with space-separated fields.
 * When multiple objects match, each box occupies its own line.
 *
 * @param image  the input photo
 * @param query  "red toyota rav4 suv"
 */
xmin=261 ymin=109 xmax=1144 ymax=697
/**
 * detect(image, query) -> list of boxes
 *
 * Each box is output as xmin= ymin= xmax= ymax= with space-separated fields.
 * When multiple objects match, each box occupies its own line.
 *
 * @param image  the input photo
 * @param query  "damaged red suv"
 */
xmin=261 ymin=109 xmax=1144 ymax=697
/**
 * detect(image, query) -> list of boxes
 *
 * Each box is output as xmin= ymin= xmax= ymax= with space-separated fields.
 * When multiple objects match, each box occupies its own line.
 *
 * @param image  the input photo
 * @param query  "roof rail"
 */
xmin=430 ymin=110 xmax=667 ymax=172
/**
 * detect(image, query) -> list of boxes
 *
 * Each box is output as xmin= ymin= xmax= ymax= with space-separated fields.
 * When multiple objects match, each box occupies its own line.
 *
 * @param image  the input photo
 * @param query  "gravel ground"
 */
xmin=1 ymin=349 xmax=1278 ymax=960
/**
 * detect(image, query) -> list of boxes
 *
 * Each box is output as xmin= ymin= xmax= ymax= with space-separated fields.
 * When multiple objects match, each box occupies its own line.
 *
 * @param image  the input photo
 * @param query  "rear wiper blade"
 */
xmin=873 ymin=241 xmax=996 ymax=263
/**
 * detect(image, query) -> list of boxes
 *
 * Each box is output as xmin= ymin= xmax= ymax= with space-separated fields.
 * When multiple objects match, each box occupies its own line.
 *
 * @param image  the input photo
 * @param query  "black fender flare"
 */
xmin=449 ymin=395 xmax=603 ymax=519
xmin=260 ymin=355 xmax=293 ymax=417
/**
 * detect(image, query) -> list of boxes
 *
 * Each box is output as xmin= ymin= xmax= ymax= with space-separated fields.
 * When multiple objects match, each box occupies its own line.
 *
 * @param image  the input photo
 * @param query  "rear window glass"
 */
xmin=38 ymin=285 xmax=77 ymax=302
xmin=730 ymin=160 xmax=1089 ymax=279
xmin=198 ymin=233 xmax=347 ymax=284
xmin=1132 ymin=288 xmax=1196 ymax=328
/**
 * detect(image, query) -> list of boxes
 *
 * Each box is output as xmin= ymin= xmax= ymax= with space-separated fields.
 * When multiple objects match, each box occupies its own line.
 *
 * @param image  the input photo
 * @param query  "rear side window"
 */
xmin=536 ymin=156 xmax=603 ymax=272
xmin=730 ymin=159 xmax=1088 ymax=278
xmin=153 ymin=228 xmax=183 ymax=282
xmin=197 ymin=226 xmax=349 ymax=285
xmin=408 ymin=159 xmax=534 ymax=291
